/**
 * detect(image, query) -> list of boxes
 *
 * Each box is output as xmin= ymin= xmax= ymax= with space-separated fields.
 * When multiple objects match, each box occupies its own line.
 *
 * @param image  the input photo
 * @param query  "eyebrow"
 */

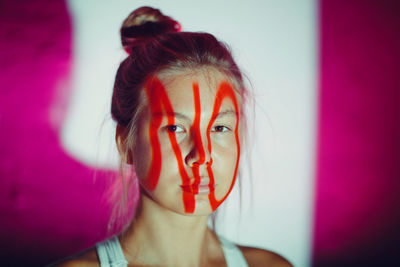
xmin=213 ymin=109 xmax=238 ymax=120
xmin=151 ymin=109 xmax=237 ymax=121
xmin=152 ymin=112 xmax=191 ymax=122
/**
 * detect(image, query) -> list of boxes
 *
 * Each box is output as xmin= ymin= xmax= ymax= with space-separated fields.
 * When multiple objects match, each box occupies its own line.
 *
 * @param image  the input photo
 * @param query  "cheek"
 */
xmin=159 ymin=144 xmax=179 ymax=176
xmin=133 ymin=140 xmax=151 ymax=181
xmin=133 ymin=124 xmax=157 ymax=182
xmin=212 ymin=140 xmax=239 ymax=175
xmin=212 ymin=134 xmax=238 ymax=159
xmin=134 ymin=130 xmax=178 ymax=183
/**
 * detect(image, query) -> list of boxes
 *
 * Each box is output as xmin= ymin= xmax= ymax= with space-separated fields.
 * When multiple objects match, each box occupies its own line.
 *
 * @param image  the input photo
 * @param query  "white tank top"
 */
xmin=96 ymin=235 xmax=249 ymax=267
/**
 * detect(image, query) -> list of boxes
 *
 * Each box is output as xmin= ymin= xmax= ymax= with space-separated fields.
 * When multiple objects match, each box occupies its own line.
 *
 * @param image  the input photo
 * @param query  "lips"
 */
xmin=180 ymin=178 xmax=215 ymax=194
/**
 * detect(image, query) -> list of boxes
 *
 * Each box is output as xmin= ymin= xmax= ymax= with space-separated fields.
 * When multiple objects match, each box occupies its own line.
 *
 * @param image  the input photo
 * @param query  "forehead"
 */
xmin=157 ymin=69 xmax=240 ymax=109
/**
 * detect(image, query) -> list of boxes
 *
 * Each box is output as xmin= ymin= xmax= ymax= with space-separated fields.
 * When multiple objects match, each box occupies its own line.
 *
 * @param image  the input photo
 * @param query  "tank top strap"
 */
xmin=218 ymin=235 xmax=249 ymax=267
xmin=96 ymin=236 xmax=128 ymax=267
xmin=96 ymin=235 xmax=248 ymax=267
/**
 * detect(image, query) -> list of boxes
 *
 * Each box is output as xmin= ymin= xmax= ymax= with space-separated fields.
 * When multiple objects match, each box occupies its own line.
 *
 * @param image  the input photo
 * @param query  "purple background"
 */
xmin=314 ymin=0 xmax=400 ymax=266
xmin=0 ymin=1 xmax=116 ymax=265
xmin=0 ymin=0 xmax=399 ymax=266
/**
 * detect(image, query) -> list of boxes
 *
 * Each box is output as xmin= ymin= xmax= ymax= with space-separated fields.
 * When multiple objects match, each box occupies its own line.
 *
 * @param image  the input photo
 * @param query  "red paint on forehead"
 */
xmin=144 ymin=77 xmax=240 ymax=213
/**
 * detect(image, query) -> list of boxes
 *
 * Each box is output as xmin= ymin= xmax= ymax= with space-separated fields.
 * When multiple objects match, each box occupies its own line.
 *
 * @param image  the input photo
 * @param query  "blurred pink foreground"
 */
xmin=0 ymin=0 xmax=399 ymax=266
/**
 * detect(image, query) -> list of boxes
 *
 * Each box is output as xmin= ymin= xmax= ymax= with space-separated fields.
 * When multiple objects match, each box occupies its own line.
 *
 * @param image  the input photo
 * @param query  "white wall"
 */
xmin=63 ymin=1 xmax=317 ymax=266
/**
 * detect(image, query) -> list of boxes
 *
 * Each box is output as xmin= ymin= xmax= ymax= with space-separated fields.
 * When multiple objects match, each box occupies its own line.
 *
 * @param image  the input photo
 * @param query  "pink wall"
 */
xmin=0 ymin=1 xmax=115 ymax=265
xmin=314 ymin=0 xmax=400 ymax=266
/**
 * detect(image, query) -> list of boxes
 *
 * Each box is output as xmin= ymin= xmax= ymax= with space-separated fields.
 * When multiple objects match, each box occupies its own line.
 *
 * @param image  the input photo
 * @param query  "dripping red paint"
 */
xmin=144 ymin=77 xmax=240 ymax=213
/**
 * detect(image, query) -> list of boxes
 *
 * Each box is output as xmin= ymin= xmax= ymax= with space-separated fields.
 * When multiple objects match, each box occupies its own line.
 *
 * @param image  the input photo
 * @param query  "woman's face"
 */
xmin=133 ymin=70 xmax=241 ymax=215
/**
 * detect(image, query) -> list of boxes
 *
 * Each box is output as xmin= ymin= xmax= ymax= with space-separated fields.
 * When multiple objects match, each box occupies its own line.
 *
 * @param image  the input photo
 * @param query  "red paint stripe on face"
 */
xmin=192 ymin=83 xmax=206 ymax=165
xmin=143 ymin=79 xmax=163 ymax=191
xmin=190 ymin=83 xmax=206 ymax=195
xmin=144 ymin=77 xmax=239 ymax=214
xmin=207 ymin=81 xmax=240 ymax=211
xmin=145 ymin=77 xmax=195 ymax=213
xmin=191 ymin=164 xmax=200 ymax=195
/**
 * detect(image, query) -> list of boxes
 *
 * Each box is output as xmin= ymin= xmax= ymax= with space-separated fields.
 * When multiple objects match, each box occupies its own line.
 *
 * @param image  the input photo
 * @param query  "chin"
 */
xmin=185 ymin=206 xmax=213 ymax=216
xmin=173 ymin=195 xmax=215 ymax=216
xmin=188 ymin=191 xmax=227 ymax=215
xmin=194 ymin=195 xmax=214 ymax=213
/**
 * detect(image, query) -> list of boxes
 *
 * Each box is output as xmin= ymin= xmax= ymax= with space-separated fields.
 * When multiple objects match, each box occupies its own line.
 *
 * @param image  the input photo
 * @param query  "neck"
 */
xmin=120 ymin=195 xmax=217 ymax=267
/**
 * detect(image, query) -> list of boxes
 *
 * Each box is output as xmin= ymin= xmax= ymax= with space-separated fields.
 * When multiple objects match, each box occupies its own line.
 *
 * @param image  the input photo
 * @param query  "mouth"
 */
xmin=180 ymin=178 xmax=215 ymax=194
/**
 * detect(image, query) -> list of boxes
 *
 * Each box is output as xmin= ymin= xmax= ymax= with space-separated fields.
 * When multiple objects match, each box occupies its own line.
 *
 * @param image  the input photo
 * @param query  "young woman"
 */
xmin=58 ymin=6 xmax=292 ymax=267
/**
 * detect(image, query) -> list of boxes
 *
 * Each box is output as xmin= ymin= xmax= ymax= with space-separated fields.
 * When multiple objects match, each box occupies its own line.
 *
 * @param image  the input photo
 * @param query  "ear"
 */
xmin=116 ymin=124 xmax=134 ymax=164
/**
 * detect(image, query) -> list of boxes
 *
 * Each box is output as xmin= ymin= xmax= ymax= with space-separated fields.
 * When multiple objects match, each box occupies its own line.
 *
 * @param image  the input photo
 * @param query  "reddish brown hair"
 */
xmin=112 ymin=6 xmax=245 ymax=133
xmin=109 ymin=6 xmax=248 ymax=232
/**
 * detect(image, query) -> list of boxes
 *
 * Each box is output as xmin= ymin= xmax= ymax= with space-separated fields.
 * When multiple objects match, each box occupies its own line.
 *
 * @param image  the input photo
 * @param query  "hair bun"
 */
xmin=121 ymin=6 xmax=181 ymax=54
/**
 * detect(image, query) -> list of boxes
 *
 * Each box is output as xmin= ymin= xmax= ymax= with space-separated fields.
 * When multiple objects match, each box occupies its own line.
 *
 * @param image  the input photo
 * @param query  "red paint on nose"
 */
xmin=190 ymin=83 xmax=206 ymax=195
xmin=191 ymin=83 xmax=207 ymax=164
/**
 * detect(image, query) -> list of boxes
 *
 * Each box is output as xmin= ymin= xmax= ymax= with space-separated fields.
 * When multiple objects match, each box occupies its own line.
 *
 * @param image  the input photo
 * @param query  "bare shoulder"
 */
xmin=238 ymin=246 xmax=293 ymax=267
xmin=48 ymin=247 xmax=100 ymax=267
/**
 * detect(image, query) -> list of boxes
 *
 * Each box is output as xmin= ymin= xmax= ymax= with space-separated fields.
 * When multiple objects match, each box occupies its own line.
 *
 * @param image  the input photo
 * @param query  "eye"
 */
xmin=212 ymin=125 xmax=230 ymax=133
xmin=165 ymin=125 xmax=185 ymax=133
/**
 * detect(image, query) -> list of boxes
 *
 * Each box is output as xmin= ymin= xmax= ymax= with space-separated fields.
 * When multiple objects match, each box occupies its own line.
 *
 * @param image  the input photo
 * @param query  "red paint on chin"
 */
xmin=144 ymin=77 xmax=240 ymax=213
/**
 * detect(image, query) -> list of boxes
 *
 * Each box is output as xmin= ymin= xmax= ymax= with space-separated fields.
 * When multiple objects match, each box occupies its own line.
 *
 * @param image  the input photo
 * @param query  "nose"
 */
xmin=184 ymin=130 xmax=212 ymax=167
